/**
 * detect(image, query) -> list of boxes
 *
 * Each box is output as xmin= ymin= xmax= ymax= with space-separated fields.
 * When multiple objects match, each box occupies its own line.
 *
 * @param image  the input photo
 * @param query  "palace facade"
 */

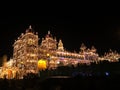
xmin=0 ymin=25 xmax=119 ymax=79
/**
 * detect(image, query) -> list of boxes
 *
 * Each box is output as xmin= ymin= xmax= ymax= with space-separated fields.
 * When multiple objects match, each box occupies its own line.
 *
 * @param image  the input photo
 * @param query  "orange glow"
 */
xmin=7 ymin=69 xmax=13 ymax=79
xmin=38 ymin=59 xmax=47 ymax=70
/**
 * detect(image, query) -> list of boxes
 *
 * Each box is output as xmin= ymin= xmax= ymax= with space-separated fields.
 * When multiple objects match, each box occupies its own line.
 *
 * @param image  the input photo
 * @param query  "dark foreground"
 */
xmin=0 ymin=75 xmax=120 ymax=90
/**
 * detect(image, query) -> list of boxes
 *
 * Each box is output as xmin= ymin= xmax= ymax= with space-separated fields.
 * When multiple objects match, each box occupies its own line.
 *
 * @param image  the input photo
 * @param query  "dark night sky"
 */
xmin=0 ymin=15 xmax=120 ymax=59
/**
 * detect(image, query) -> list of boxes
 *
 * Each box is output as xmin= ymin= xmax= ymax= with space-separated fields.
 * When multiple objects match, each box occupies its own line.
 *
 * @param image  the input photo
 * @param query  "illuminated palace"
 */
xmin=39 ymin=31 xmax=99 ymax=69
xmin=13 ymin=26 xmax=39 ymax=78
xmin=0 ymin=26 xmax=119 ymax=79
xmin=14 ymin=26 xmax=98 ymax=78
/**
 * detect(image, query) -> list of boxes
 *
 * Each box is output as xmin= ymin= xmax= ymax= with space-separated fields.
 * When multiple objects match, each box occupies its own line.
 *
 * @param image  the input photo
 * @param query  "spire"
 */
xmin=29 ymin=25 xmax=32 ymax=29
xmin=26 ymin=25 xmax=33 ymax=33
xmin=54 ymin=37 xmax=57 ymax=41
xmin=58 ymin=39 xmax=64 ymax=51
xmin=46 ymin=31 xmax=52 ymax=38
xmin=48 ymin=31 xmax=50 ymax=34
xmin=80 ymin=43 xmax=86 ymax=51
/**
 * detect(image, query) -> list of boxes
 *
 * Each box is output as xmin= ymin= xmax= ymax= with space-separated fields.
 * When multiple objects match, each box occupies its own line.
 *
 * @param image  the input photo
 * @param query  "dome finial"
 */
xmin=29 ymin=25 xmax=32 ymax=29
xmin=48 ymin=31 xmax=50 ymax=34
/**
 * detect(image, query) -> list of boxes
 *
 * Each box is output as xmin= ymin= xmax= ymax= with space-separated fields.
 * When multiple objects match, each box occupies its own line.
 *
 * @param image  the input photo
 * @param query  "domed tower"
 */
xmin=39 ymin=31 xmax=57 ymax=60
xmin=40 ymin=31 xmax=57 ymax=50
xmin=58 ymin=39 xmax=64 ymax=51
xmin=13 ymin=25 xmax=39 ymax=78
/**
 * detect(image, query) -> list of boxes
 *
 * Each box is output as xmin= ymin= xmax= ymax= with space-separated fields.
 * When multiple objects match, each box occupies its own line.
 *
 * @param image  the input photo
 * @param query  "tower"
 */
xmin=39 ymin=31 xmax=57 ymax=59
xmin=58 ymin=39 xmax=64 ymax=51
xmin=39 ymin=31 xmax=57 ymax=69
xmin=13 ymin=25 xmax=39 ymax=78
xmin=40 ymin=31 xmax=57 ymax=50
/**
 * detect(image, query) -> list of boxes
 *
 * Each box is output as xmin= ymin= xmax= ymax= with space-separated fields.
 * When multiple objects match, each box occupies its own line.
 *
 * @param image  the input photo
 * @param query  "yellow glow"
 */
xmin=21 ymin=62 xmax=23 ymax=64
xmin=38 ymin=59 xmax=47 ymax=70
xmin=47 ymin=53 xmax=50 ymax=57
